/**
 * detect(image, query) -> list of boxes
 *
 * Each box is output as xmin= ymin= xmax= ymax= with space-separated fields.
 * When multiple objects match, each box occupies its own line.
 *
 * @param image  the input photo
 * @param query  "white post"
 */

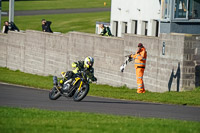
xmin=9 ymin=0 xmax=14 ymax=22
xmin=0 ymin=0 xmax=2 ymax=32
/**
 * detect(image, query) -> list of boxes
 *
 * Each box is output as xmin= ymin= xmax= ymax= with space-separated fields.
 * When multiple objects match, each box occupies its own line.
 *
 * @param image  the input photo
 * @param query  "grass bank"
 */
xmin=2 ymin=0 xmax=111 ymax=11
xmin=0 ymin=107 xmax=199 ymax=133
xmin=1 ymin=11 xmax=110 ymax=33
xmin=0 ymin=67 xmax=200 ymax=106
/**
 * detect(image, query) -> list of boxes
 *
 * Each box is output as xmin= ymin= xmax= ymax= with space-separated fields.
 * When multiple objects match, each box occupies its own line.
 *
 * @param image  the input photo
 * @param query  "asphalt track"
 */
xmin=0 ymin=83 xmax=200 ymax=121
xmin=2 ymin=8 xmax=111 ymax=16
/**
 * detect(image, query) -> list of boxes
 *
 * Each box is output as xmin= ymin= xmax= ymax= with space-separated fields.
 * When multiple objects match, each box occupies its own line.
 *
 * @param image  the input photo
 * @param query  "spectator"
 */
xmin=2 ymin=21 xmax=9 ymax=33
xmin=41 ymin=19 xmax=53 ymax=33
xmin=99 ymin=24 xmax=112 ymax=36
xmin=2 ymin=21 xmax=19 ymax=34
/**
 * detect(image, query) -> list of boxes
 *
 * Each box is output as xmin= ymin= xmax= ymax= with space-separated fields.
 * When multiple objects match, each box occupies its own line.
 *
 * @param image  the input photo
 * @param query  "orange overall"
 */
xmin=131 ymin=47 xmax=147 ymax=93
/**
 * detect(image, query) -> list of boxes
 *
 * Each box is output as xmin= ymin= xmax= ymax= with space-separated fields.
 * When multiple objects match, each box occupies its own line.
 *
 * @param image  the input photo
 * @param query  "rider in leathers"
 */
xmin=59 ymin=56 xmax=97 ymax=86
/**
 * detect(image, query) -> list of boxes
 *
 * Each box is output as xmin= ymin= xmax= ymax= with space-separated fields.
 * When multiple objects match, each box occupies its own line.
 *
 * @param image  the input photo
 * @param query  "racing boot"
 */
xmin=57 ymin=79 xmax=63 ymax=91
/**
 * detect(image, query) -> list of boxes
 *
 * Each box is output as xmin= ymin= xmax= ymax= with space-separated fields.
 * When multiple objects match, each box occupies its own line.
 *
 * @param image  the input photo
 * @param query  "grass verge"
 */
xmin=0 ymin=67 xmax=200 ymax=106
xmin=2 ymin=0 xmax=111 ymax=11
xmin=0 ymin=107 xmax=200 ymax=133
xmin=1 ymin=11 xmax=110 ymax=33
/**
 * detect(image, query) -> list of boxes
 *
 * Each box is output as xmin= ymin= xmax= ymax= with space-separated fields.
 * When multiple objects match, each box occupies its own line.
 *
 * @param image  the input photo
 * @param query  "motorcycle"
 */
xmin=49 ymin=70 xmax=92 ymax=102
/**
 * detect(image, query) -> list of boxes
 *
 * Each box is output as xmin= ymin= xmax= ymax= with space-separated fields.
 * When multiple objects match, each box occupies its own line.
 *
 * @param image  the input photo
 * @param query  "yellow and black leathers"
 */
xmin=59 ymin=60 xmax=97 ymax=86
xmin=71 ymin=61 xmax=97 ymax=82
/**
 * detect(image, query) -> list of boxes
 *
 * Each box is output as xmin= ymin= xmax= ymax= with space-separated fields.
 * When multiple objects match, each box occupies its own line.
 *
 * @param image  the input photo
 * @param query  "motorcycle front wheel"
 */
xmin=49 ymin=87 xmax=61 ymax=100
xmin=73 ymin=84 xmax=89 ymax=102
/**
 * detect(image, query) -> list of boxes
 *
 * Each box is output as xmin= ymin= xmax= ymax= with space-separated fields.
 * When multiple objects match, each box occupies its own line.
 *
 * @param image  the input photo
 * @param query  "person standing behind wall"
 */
xmin=2 ymin=21 xmax=20 ymax=33
xmin=99 ymin=24 xmax=112 ymax=36
xmin=41 ymin=19 xmax=53 ymax=33
xmin=2 ymin=21 xmax=9 ymax=33
xmin=129 ymin=43 xmax=147 ymax=93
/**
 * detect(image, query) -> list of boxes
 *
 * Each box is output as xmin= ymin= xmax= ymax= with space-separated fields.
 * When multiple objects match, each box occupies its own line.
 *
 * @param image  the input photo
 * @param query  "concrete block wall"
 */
xmin=0 ymin=30 xmax=199 ymax=92
xmin=158 ymin=34 xmax=185 ymax=92
xmin=0 ymin=34 xmax=8 ymax=67
xmin=183 ymin=35 xmax=200 ymax=89
xmin=44 ymin=32 xmax=69 ymax=76
xmin=7 ymin=32 xmax=26 ymax=72
xmin=24 ymin=31 xmax=46 ymax=75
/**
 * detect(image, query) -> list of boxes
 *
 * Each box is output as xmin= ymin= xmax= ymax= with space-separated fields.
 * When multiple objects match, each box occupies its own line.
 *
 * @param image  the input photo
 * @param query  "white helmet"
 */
xmin=84 ymin=56 xmax=94 ymax=68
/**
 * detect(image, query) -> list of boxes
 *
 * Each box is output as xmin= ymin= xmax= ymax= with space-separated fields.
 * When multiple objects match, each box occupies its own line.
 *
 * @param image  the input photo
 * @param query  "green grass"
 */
xmin=0 ymin=107 xmax=199 ymax=133
xmin=2 ymin=0 xmax=111 ymax=11
xmin=0 ymin=68 xmax=52 ymax=89
xmin=90 ymin=84 xmax=200 ymax=106
xmin=1 ymin=11 xmax=110 ymax=33
xmin=0 ymin=67 xmax=200 ymax=106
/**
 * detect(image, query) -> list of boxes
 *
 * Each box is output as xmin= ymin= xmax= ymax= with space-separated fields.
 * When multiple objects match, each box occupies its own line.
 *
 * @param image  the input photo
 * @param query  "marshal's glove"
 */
xmin=128 ymin=55 xmax=132 ymax=62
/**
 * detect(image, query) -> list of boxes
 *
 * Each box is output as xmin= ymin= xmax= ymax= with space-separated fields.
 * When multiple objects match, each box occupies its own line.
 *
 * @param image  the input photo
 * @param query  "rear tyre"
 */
xmin=73 ymin=84 xmax=89 ymax=102
xmin=49 ymin=87 xmax=61 ymax=100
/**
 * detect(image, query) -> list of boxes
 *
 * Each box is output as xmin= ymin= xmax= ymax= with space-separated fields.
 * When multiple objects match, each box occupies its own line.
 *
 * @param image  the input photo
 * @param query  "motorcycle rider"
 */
xmin=58 ymin=56 xmax=97 ymax=88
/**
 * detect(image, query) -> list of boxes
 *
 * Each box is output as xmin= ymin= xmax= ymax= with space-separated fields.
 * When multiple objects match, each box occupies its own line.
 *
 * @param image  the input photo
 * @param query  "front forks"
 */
xmin=78 ymin=81 xmax=83 ymax=91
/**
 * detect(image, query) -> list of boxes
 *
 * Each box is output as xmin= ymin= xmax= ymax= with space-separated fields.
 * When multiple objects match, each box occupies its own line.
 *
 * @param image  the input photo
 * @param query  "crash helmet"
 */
xmin=84 ymin=56 xmax=94 ymax=68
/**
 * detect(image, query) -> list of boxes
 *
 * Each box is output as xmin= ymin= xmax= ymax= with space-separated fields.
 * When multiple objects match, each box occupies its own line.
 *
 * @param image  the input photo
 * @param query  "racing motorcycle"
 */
xmin=49 ymin=70 xmax=92 ymax=102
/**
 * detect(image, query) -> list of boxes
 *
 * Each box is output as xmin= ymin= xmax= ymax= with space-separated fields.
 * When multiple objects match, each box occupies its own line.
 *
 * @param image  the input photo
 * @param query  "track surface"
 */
xmin=2 ymin=8 xmax=111 ymax=16
xmin=0 ymin=83 xmax=200 ymax=121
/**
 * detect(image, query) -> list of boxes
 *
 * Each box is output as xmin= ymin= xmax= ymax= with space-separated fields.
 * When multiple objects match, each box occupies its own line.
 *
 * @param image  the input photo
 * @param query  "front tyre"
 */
xmin=73 ymin=84 xmax=89 ymax=102
xmin=49 ymin=87 xmax=61 ymax=100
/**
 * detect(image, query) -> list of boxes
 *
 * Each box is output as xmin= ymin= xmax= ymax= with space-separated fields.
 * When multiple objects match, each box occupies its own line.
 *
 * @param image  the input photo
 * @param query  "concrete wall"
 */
xmin=0 ymin=30 xmax=199 ymax=92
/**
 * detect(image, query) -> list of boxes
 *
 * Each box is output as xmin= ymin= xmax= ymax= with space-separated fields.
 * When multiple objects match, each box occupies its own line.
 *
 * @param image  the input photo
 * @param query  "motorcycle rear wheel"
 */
xmin=73 ymin=84 xmax=89 ymax=102
xmin=49 ymin=87 xmax=61 ymax=100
